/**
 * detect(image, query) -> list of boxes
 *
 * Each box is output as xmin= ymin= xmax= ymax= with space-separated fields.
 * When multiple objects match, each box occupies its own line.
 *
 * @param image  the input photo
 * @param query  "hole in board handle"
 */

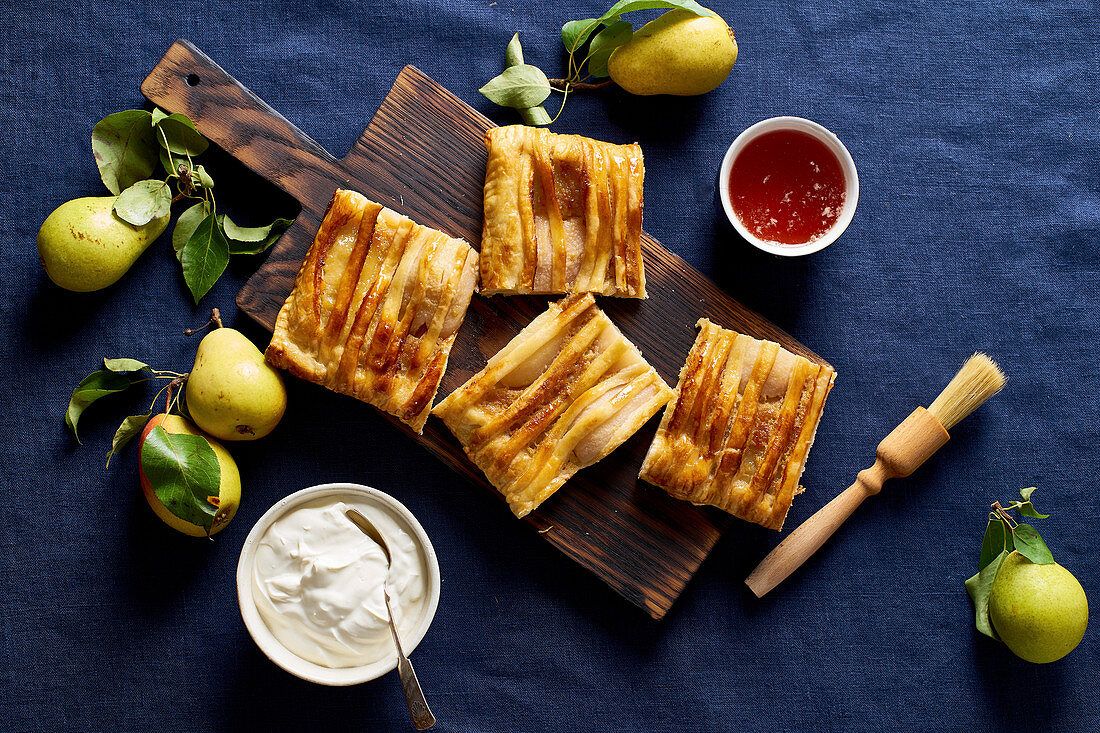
xmin=186 ymin=73 xmax=200 ymax=87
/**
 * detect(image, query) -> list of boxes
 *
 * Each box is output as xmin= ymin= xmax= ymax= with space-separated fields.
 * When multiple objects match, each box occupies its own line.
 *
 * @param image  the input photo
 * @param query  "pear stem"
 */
xmin=547 ymin=79 xmax=613 ymax=91
xmin=162 ymin=375 xmax=186 ymax=415
xmin=992 ymin=501 xmax=1017 ymax=529
xmin=184 ymin=308 xmax=222 ymax=336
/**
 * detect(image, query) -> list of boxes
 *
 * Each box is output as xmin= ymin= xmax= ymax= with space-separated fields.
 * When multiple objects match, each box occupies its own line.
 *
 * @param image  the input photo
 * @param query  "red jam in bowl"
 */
xmin=727 ymin=129 xmax=846 ymax=246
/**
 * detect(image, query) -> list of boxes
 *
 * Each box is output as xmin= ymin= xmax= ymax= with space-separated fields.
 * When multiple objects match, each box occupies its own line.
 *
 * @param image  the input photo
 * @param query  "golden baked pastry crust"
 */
xmin=432 ymin=293 xmax=672 ymax=517
xmin=265 ymin=189 xmax=478 ymax=433
xmin=480 ymin=125 xmax=646 ymax=298
xmin=639 ymin=319 xmax=835 ymax=530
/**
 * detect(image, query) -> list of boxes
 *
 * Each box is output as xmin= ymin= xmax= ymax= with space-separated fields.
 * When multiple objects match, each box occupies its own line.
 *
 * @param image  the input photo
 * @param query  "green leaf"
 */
xmin=173 ymin=201 xmax=210 ymax=262
xmin=65 ymin=370 xmax=138 ymax=444
xmin=155 ymin=112 xmax=209 ymax=156
xmin=562 ymin=18 xmax=602 ymax=53
xmin=479 ymin=64 xmax=552 ymax=109
xmin=502 ymin=34 xmax=553 ymax=126
xmin=151 ymin=108 xmax=169 ymax=126
xmin=1015 ymin=487 xmax=1050 ymax=519
xmin=586 ymin=21 xmax=634 ymax=78
xmin=600 ymin=0 xmax=715 ymax=24
xmin=1015 ymin=501 xmax=1050 ymax=519
xmin=193 ymin=164 xmax=215 ymax=190
xmin=113 ymin=179 xmax=172 ymax=226
xmin=1012 ymin=523 xmax=1055 ymax=564
xmin=505 ymin=32 xmax=525 ymax=67
xmin=180 ymin=212 xmax=230 ymax=303
xmin=965 ymin=549 xmax=1007 ymax=639
xmin=139 ymin=426 xmax=221 ymax=533
xmin=563 ymin=0 xmax=714 ymax=54
xmin=979 ymin=517 xmax=1012 ymax=571
xmin=518 ymin=106 xmax=553 ymax=126
xmin=103 ymin=358 xmax=150 ymax=373
xmin=106 ymin=412 xmax=150 ymax=467
xmin=221 ymin=214 xmax=293 ymax=255
xmin=91 ymin=110 xmax=157 ymax=195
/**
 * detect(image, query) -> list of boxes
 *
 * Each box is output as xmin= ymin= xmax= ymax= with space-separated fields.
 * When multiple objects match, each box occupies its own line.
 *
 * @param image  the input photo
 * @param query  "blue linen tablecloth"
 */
xmin=2 ymin=1 xmax=1098 ymax=730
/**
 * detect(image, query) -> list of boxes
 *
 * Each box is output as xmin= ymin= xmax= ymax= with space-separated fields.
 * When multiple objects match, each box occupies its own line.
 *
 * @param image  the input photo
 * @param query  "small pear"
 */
xmin=989 ymin=551 xmax=1088 ymax=663
xmin=138 ymin=413 xmax=241 ymax=536
xmin=37 ymin=196 xmax=168 ymax=292
xmin=608 ymin=9 xmax=738 ymax=96
xmin=186 ymin=326 xmax=287 ymax=441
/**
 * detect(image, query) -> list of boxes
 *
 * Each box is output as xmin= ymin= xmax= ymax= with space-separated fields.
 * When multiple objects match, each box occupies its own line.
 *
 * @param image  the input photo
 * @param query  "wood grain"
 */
xmin=142 ymin=40 xmax=831 ymax=619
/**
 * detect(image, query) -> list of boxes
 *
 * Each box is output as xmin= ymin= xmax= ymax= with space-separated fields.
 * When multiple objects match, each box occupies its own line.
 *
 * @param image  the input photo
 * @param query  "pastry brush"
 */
xmin=745 ymin=352 xmax=1007 ymax=598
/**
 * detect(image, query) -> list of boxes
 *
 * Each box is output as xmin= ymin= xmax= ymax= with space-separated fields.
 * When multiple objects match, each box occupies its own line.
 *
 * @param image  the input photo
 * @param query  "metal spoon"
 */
xmin=345 ymin=508 xmax=436 ymax=731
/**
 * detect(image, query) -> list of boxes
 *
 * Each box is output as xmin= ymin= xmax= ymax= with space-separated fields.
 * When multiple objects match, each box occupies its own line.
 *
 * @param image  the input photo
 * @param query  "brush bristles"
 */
xmin=927 ymin=352 xmax=1007 ymax=430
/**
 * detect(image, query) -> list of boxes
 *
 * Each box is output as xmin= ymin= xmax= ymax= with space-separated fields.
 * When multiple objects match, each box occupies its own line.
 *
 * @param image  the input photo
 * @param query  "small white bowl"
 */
xmin=237 ymin=483 xmax=441 ymax=686
xmin=719 ymin=116 xmax=859 ymax=257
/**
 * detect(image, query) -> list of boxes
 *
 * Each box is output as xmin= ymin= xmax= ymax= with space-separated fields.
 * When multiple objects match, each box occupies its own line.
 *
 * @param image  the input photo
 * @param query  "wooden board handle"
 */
xmin=140 ymin=39 xmax=342 ymax=204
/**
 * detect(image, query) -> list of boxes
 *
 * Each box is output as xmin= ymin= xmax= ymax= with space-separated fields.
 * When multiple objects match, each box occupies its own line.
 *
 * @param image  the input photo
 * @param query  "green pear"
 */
xmin=608 ymin=9 xmax=738 ymax=96
xmin=186 ymin=327 xmax=287 ymax=441
xmin=989 ymin=551 xmax=1088 ymax=663
xmin=37 ymin=196 xmax=168 ymax=292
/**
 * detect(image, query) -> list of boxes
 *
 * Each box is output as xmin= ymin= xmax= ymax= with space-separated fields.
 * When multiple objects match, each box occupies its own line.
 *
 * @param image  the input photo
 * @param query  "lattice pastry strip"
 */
xmin=433 ymin=293 xmax=672 ymax=517
xmin=266 ymin=189 xmax=478 ymax=433
xmin=480 ymin=125 xmax=646 ymax=298
xmin=640 ymin=319 xmax=835 ymax=530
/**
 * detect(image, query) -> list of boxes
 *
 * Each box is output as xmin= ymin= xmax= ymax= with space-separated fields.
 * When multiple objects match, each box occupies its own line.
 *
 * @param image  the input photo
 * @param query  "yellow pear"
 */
xmin=37 ymin=196 xmax=168 ymax=291
xmin=186 ymin=327 xmax=287 ymax=441
xmin=608 ymin=9 xmax=738 ymax=96
xmin=138 ymin=413 xmax=241 ymax=536
xmin=989 ymin=552 xmax=1088 ymax=663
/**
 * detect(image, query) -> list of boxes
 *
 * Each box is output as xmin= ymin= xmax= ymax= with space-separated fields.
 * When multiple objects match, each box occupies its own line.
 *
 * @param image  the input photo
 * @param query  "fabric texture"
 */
xmin=2 ymin=1 xmax=1098 ymax=731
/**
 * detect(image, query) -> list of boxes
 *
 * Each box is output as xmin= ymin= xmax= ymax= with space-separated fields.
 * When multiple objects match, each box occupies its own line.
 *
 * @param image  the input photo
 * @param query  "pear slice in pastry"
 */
xmin=639 ymin=319 xmax=835 ymax=530
xmin=265 ymin=189 xmax=478 ymax=433
xmin=480 ymin=125 xmax=646 ymax=298
xmin=432 ymin=293 xmax=672 ymax=517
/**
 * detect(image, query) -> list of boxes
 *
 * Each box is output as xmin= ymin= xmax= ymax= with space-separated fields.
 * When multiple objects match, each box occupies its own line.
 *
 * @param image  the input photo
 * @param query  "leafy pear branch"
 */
xmin=479 ymin=0 xmax=715 ymax=124
xmin=91 ymin=108 xmax=292 ymax=303
xmin=65 ymin=309 xmax=230 ymax=465
xmin=63 ymin=357 xmax=184 ymax=464
xmin=63 ymin=309 xmax=262 ymax=538
xmin=964 ymin=487 xmax=1055 ymax=639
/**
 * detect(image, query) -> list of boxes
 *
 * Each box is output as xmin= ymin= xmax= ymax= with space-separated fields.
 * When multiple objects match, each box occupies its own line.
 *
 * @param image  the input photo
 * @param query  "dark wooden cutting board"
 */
xmin=142 ymin=39 xmax=831 ymax=619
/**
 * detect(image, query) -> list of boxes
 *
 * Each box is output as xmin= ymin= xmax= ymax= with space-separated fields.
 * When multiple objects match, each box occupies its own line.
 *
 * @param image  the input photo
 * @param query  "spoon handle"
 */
xmin=384 ymin=593 xmax=436 ymax=730
xmin=396 ymin=653 xmax=435 ymax=730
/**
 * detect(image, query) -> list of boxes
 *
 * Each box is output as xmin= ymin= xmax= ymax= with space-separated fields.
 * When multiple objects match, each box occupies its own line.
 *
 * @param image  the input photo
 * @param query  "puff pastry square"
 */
xmin=265 ymin=189 xmax=478 ymax=433
xmin=480 ymin=125 xmax=646 ymax=298
xmin=639 ymin=319 xmax=835 ymax=530
xmin=432 ymin=293 xmax=672 ymax=517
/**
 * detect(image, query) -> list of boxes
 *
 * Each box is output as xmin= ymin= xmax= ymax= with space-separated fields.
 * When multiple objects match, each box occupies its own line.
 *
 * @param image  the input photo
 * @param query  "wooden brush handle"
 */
xmin=745 ymin=408 xmax=949 ymax=598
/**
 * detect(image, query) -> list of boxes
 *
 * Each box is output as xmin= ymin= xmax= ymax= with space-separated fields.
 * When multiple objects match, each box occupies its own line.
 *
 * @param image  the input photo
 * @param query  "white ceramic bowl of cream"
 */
xmin=237 ymin=483 xmax=441 ymax=686
xmin=719 ymin=115 xmax=859 ymax=257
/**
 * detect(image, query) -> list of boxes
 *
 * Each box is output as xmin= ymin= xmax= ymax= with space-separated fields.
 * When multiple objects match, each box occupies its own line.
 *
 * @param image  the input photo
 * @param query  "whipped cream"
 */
xmin=252 ymin=497 xmax=427 ymax=668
